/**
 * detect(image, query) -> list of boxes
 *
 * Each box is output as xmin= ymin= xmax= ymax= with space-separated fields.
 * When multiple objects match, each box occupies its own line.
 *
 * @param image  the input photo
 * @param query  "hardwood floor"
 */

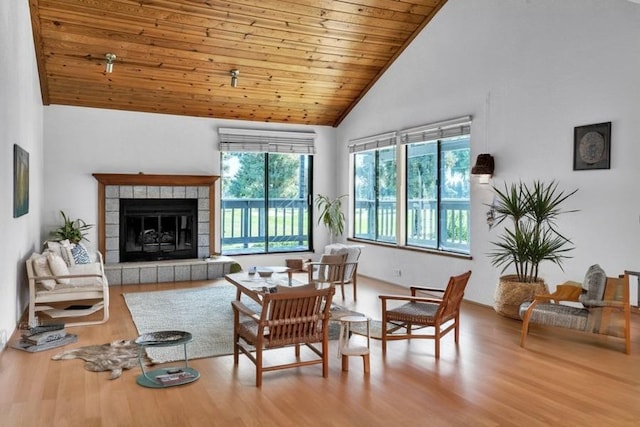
xmin=1 ymin=276 xmax=639 ymax=426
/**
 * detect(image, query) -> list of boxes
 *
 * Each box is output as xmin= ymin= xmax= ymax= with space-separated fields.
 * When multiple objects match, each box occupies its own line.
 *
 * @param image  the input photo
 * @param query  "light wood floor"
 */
xmin=1 ymin=276 xmax=639 ymax=427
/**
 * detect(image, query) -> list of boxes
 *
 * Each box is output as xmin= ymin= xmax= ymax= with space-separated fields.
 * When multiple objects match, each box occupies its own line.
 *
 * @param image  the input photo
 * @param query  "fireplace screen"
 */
xmin=120 ymin=199 xmax=198 ymax=262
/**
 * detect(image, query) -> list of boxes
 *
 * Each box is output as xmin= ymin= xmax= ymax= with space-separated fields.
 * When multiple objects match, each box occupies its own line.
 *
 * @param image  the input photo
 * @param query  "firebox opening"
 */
xmin=120 ymin=198 xmax=198 ymax=262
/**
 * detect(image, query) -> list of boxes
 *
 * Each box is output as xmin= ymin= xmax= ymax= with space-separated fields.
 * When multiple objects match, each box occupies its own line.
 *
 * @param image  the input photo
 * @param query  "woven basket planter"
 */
xmin=493 ymin=275 xmax=549 ymax=320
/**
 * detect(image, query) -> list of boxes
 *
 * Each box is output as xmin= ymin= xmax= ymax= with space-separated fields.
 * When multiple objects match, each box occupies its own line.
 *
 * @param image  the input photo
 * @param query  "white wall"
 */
xmin=0 ymin=1 xmax=44 ymax=348
xmin=43 ymin=106 xmax=337 ymax=267
xmin=337 ymin=0 xmax=640 ymax=305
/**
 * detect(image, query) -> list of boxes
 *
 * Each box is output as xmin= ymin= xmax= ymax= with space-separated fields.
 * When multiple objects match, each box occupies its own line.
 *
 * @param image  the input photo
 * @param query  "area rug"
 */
xmin=123 ymin=285 xmax=240 ymax=363
xmin=123 ymin=285 xmax=358 ymax=364
xmin=350 ymin=320 xmax=401 ymax=340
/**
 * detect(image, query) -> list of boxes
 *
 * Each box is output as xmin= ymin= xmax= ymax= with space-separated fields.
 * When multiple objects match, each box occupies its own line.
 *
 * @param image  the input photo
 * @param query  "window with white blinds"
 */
xmin=400 ymin=116 xmax=471 ymax=145
xmin=219 ymin=128 xmax=314 ymax=256
xmin=350 ymin=131 xmax=398 ymax=243
xmin=349 ymin=115 xmax=472 ymax=255
xmin=348 ymin=131 xmax=397 ymax=153
xmin=218 ymin=128 xmax=316 ymax=154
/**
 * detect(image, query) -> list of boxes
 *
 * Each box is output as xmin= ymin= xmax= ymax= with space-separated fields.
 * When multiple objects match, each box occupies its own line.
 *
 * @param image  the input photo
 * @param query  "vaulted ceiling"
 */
xmin=29 ymin=0 xmax=447 ymax=127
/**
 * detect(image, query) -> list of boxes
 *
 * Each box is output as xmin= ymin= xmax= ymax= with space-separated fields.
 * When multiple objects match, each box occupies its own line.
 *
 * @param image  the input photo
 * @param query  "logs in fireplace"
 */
xmin=119 ymin=199 xmax=198 ymax=262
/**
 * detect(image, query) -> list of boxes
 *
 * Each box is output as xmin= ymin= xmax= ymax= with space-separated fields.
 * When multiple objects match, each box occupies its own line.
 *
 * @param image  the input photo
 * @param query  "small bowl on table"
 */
xmin=257 ymin=268 xmax=274 ymax=279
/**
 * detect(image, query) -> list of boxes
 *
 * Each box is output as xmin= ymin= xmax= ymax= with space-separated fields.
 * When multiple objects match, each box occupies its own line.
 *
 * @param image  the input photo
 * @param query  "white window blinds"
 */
xmin=218 ymin=128 xmax=316 ymax=154
xmin=400 ymin=116 xmax=472 ymax=144
xmin=348 ymin=131 xmax=397 ymax=153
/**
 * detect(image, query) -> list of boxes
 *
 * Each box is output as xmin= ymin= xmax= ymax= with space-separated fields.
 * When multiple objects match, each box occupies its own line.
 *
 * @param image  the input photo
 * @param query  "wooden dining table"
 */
xmin=224 ymin=268 xmax=301 ymax=305
xmin=225 ymin=270 xmax=364 ymax=323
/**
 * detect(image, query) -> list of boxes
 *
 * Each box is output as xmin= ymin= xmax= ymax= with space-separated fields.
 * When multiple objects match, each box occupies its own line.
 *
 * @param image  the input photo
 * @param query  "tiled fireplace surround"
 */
xmin=93 ymin=174 xmax=236 ymax=285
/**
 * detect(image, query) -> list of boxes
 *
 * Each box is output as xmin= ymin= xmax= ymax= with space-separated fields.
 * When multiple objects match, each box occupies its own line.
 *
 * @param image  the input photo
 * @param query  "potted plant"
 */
xmin=314 ymin=194 xmax=346 ymax=244
xmin=488 ymin=180 xmax=578 ymax=319
xmin=52 ymin=210 xmax=93 ymax=244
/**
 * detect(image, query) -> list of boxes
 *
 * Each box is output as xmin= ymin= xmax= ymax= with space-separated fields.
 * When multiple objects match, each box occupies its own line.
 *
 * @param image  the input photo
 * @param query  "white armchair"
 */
xmin=26 ymin=248 xmax=109 ymax=327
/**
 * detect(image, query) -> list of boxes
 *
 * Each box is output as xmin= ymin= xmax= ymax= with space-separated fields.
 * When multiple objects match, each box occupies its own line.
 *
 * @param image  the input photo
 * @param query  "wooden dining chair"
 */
xmin=322 ymin=245 xmax=362 ymax=300
xmin=231 ymin=284 xmax=335 ymax=387
xmin=307 ymin=253 xmax=358 ymax=300
xmin=379 ymin=271 xmax=472 ymax=359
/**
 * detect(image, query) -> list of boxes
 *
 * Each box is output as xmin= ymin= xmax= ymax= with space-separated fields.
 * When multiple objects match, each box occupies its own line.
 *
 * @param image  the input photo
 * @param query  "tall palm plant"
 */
xmin=488 ymin=181 xmax=578 ymax=283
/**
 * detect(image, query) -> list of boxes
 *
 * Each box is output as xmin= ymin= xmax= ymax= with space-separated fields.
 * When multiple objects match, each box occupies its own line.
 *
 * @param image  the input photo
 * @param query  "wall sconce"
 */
xmin=105 ymin=53 xmax=116 ymax=73
xmin=230 ymin=69 xmax=239 ymax=87
xmin=471 ymin=153 xmax=495 ymax=184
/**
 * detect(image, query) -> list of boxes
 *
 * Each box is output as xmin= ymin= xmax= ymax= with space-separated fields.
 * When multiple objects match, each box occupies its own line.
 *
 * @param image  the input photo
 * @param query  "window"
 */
xmin=405 ymin=135 xmax=470 ymax=253
xmin=351 ymin=132 xmax=397 ymax=243
xmin=350 ymin=117 xmax=471 ymax=254
xmin=353 ymin=147 xmax=397 ymax=243
xmin=219 ymin=129 xmax=314 ymax=255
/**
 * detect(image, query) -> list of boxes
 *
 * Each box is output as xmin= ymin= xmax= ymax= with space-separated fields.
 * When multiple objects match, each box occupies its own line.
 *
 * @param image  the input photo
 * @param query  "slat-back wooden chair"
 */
xmin=232 ymin=284 xmax=335 ymax=387
xmin=307 ymin=253 xmax=358 ymax=300
xmin=379 ymin=271 xmax=472 ymax=359
xmin=322 ymin=245 xmax=362 ymax=300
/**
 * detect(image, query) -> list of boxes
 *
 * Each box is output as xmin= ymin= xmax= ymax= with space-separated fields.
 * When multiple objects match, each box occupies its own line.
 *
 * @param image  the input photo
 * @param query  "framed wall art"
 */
xmin=573 ymin=121 xmax=611 ymax=171
xmin=13 ymin=144 xmax=29 ymax=218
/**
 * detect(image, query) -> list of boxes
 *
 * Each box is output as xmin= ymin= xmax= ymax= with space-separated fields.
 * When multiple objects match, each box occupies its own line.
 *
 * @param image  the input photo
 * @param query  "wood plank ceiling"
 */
xmin=29 ymin=0 xmax=447 ymax=127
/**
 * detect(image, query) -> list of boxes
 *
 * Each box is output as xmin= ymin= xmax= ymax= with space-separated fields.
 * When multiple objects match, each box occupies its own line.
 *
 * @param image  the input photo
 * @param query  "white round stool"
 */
xmin=337 ymin=315 xmax=370 ymax=373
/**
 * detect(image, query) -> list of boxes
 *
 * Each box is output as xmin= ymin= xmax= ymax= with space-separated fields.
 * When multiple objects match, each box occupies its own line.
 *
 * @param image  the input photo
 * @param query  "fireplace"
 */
xmin=120 ymin=199 xmax=198 ymax=262
xmin=93 ymin=174 xmax=219 ymax=264
xmin=92 ymin=174 xmax=231 ymax=285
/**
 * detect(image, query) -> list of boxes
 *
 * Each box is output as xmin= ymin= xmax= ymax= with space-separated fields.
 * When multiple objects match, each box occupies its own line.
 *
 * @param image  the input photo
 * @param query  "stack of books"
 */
xmin=13 ymin=323 xmax=78 ymax=352
xmin=155 ymin=369 xmax=197 ymax=386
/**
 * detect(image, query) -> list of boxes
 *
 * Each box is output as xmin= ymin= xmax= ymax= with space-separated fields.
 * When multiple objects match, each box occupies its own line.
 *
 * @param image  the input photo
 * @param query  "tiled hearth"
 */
xmin=92 ymin=174 xmax=237 ymax=285
xmin=105 ymin=257 xmax=238 ymax=286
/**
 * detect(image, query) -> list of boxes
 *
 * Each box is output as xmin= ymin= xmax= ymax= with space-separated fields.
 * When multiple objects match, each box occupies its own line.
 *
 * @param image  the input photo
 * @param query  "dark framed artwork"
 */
xmin=13 ymin=144 xmax=29 ymax=218
xmin=573 ymin=121 xmax=611 ymax=171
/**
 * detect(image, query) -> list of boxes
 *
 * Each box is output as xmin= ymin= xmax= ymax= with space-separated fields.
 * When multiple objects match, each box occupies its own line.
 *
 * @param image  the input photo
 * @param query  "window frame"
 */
xmin=350 ymin=132 xmax=397 ymax=244
xmin=349 ymin=116 xmax=472 ymax=255
xmin=352 ymin=146 xmax=397 ymax=243
xmin=218 ymin=128 xmax=315 ymax=255
xmin=404 ymin=135 xmax=471 ymax=253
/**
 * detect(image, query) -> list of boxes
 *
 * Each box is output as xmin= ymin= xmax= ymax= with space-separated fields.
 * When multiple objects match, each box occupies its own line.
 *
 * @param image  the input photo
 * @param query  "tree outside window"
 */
xmin=221 ymin=152 xmax=312 ymax=254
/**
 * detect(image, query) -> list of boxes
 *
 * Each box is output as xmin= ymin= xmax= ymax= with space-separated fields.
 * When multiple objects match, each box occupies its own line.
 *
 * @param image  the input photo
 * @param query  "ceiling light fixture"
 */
xmin=230 ymin=69 xmax=239 ymax=88
xmin=105 ymin=53 xmax=116 ymax=73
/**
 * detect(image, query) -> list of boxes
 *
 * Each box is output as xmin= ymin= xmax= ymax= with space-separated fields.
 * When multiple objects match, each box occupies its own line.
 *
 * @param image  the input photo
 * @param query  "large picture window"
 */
xmin=219 ymin=129 xmax=314 ymax=255
xmin=351 ymin=132 xmax=397 ymax=243
xmin=405 ymin=135 xmax=470 ymax=252
xmin=350 ymin=117 xmax=471 ymax=255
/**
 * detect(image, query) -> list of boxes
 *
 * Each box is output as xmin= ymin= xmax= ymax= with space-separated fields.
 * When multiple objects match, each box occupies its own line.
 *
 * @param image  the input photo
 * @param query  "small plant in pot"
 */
xmin=314 ymin=194 xmax=346 ymax=244
xmin=53 ymin=210 xmax=93 ymax=244
xmin=488 ymin=180 xmax=577 ymax=319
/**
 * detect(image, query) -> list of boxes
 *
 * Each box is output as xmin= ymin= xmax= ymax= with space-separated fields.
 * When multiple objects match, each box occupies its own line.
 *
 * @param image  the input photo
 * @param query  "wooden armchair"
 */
xmin=231 ymin=284 xmax=335 ymax=387
xmin=323 ymin=244 xmax=361 ymax=300
xmin=519 ymin=266 xmax=631 ymax=353
xmin=307 ymin=253 xmax=359 ymax=300
xmin=379 ymin=271 xmax=472 ymax=359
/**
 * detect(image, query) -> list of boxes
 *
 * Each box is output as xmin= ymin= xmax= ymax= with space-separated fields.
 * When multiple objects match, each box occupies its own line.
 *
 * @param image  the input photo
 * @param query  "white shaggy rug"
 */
xmin=123 ymin=285 xmax=355 ymax=363
xmin=123 ymin=285 xmax=242 ymax=363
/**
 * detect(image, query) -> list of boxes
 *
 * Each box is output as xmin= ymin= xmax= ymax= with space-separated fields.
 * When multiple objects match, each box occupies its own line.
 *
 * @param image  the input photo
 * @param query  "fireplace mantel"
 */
xmin=93 ymin=173 xmax=219 ymax=187
xmin=93 ymin=173 xmax=220 ymax=262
